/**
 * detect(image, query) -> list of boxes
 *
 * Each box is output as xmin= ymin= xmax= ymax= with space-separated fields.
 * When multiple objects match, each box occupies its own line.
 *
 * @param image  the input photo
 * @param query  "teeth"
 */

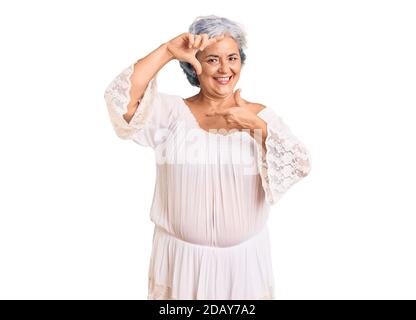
xmin=214 ymin=76 xmax=231 ymax=81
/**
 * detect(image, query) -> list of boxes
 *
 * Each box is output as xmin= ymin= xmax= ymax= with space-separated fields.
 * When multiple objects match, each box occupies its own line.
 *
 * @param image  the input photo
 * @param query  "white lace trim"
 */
xmin=103 ymin=63 xmax=158 ymax=139
xmin=148 ymin=278 xmax=275 ymax=300
xmin=256 ymin=117 xmax=311 ymax=205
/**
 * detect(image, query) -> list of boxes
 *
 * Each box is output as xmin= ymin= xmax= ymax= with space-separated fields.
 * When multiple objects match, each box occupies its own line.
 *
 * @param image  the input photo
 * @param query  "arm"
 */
xmin=123 ymin=43 xmax=174 ymax=123
xmin=104 ymin=33 xmax=223 ymax=144
xmin=104 ymin=43 xmax=176 ymax=142
xmin=123 ymin=32 xmax=224 ymax=123
xmin=252 ymin=108 xmax=312 ymax=205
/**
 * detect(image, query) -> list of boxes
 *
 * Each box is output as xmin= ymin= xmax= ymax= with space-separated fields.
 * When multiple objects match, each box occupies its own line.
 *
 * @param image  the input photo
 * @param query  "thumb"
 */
xmin=234 ymin=88 xmax=245 ymax=107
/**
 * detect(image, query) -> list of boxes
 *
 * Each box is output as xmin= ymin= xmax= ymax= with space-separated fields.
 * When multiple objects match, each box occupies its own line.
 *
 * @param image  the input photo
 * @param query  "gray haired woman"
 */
xmin=104 ymin=15 xmax=311 ymax=300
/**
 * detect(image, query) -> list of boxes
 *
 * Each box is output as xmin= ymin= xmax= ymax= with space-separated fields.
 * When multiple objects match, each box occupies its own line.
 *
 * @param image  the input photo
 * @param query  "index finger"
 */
xmin=188 ymin=33 xmax=195 ymax=48
xmin=205 ymin=109 xmax=229 ymax=117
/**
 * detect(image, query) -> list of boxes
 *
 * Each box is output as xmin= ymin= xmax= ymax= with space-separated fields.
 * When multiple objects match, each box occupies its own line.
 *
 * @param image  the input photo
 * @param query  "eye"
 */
xmin=207 ymin=57 xmax=238 ymax=63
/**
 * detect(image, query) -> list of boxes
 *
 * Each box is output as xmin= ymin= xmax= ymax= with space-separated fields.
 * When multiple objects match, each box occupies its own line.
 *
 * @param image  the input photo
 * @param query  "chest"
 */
xmin=190 ymin=107 xmax=232 ymax=132
xmin=182 ymin=97 xmax=239 ymax=133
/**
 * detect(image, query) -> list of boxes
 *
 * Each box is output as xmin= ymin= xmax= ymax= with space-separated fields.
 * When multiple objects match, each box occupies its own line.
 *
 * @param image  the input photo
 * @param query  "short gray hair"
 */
xmin=179 ymin=15 xmax=248 ymax=87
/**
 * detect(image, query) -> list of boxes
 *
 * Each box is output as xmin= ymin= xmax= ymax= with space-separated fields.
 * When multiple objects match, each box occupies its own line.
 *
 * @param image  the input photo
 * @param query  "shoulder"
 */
xmin=247 ymin=102 xmax=267 ymax=115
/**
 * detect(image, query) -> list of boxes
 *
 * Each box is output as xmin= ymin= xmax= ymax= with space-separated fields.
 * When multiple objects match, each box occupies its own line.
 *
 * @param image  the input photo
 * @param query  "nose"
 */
xmin=218 ymin=60 xmax=231 ymax=74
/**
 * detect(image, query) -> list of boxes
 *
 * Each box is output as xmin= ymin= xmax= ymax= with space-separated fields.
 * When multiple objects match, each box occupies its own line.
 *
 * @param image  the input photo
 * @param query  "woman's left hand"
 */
xmin=205 ymin=89 xmax=259 ymax=131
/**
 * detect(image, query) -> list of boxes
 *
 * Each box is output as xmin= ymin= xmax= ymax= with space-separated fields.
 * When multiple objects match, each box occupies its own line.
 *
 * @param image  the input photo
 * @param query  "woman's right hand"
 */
xmin=165 ymin=32 xmax=225 ymax=75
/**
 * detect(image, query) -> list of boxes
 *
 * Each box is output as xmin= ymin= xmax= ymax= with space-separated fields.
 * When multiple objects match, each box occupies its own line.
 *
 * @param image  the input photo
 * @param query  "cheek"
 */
xmin=204 ymin=65 xmax=218 ymax=75
xmin=231 ymin=72 xmax=241 ymax=80
xmin=199 ymin=69 xmax=217 ymax=81
xmin=230 ymin=65 xmax=241 ymax=74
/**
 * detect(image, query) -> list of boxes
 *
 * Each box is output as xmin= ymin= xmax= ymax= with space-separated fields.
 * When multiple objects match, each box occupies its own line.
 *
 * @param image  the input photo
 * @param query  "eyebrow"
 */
xmin=205 ymin=53 xmax=239 ymax=58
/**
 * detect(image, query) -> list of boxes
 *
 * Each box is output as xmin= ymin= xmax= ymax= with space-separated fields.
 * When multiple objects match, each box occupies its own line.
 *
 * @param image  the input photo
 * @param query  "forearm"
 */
xmin=124 ymin=43 xmax=174 ymax=122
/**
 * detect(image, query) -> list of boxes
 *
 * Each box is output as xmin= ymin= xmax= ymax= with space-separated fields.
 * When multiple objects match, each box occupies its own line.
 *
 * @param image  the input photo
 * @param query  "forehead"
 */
xmin=200 ymin=36 xmax=239 ymax=57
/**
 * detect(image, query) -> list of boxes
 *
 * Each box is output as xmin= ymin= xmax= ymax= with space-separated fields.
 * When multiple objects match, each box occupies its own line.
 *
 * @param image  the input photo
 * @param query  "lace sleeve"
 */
xmin=255 ymin=108 xmax=312 ymax=205
xmin=104 ymin=63 xmax=175 ymax=149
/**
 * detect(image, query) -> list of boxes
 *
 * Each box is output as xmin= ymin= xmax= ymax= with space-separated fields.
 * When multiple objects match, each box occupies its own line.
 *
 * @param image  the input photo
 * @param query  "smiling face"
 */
xmin=196 ymin=35 xmax=242 ymax=98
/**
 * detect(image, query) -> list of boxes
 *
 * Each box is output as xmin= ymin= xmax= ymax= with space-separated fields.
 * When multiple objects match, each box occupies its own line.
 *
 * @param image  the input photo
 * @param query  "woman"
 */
xmin=104 ymin=15 xmax=311 ymax=300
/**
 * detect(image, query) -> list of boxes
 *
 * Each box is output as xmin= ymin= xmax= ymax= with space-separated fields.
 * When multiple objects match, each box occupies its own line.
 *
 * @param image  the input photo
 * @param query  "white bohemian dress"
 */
xmin=104 ymin=62 xmax=312 ymax=300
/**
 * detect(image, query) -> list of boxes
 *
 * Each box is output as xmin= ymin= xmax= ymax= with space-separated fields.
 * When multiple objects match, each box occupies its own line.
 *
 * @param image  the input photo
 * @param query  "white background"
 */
xmin=1 ymin=0 xmax=415 ymax=299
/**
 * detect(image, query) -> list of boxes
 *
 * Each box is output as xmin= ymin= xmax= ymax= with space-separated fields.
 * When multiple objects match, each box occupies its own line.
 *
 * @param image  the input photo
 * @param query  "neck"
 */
xmin=192 ymin=89 xmax=234 ymax=110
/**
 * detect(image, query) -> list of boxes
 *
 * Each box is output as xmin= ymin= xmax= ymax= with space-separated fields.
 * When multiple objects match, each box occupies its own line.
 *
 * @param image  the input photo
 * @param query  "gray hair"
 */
xmin=179 ymin=15 xmax=248 ymax=87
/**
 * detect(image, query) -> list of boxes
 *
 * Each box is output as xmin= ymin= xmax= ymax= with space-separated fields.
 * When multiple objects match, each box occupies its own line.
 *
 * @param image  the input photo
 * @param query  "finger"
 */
xmin=200 ymin=34 xmax=224 ymax=52
xmin=193 ymin=34 xmax=203 ymax=49
xmin=207 ymin=34 xmax=224 ymax=46
xmin=199 ymin=34 xmax=209 ymax=51
xmin=188 ymin=33 xmax=195 ymax=49
xmin=234 ymin=89 xmax=245 ymax=106
xmin=205 ymin=109 xmax=229 ymax=117
xmin=190 ymin=57 xmax=203 ymax=75
xmin=214 ymin=34 xmax=225 ymax=41
xmin=205 ymin=108 xmax=217 ymax=117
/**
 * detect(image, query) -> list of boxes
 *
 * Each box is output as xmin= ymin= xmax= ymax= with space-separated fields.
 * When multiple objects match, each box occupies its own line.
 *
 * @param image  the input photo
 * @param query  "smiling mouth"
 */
xmin=213 ymin=75 xmax=233 ymax=84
